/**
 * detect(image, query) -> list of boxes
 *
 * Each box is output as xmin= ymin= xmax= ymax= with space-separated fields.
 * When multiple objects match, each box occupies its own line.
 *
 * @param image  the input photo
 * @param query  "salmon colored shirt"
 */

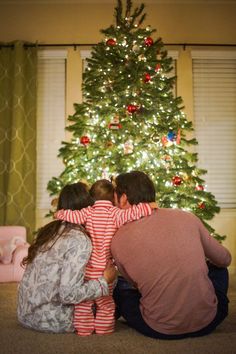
xmin=111 ymin=208 xmax=231 ymax=335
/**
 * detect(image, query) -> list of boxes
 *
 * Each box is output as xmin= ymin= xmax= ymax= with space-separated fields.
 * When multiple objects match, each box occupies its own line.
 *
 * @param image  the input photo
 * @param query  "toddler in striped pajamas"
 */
xmin=56 ymin=179 xmax=156 ymax=336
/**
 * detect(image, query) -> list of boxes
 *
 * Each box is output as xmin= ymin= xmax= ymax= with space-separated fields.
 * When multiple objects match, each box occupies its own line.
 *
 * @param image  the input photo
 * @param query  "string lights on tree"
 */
xmin=47 ymin=0 xmax=225 ymax=242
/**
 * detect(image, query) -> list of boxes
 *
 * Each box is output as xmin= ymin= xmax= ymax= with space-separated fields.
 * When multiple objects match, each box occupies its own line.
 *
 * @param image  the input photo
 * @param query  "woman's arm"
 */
xmin=59 ymin=233 xmax=115 ymax=303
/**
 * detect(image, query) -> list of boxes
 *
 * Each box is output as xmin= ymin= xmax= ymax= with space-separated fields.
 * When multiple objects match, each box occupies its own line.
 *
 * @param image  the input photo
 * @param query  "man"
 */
xmin=111 ymin=171 xmax=231 ymax=339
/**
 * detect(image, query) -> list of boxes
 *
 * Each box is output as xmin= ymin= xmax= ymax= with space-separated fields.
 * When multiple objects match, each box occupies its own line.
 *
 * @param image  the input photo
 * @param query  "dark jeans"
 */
xmin=113 ymin=263 xmax=229 ymax=339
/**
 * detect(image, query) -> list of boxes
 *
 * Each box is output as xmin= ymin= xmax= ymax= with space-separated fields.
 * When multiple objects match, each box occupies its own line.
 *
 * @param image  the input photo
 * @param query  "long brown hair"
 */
xmin=22 ymin=182 xmax=94 ymax=266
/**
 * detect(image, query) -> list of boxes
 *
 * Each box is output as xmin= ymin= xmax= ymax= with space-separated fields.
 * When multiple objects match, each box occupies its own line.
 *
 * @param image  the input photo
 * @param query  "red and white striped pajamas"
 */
xmin=56 ymin=200 xmax=151 ymax=336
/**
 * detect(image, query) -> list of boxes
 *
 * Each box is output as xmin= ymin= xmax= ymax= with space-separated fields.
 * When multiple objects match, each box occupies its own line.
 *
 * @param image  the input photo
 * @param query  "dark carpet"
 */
xmin=0 ymin=280 xmax=235 ymax=354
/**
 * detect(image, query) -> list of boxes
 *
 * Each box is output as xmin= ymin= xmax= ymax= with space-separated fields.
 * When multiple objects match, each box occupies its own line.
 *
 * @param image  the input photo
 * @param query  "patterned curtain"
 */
xmin=0 ymin=41 xmax=37 ymax=241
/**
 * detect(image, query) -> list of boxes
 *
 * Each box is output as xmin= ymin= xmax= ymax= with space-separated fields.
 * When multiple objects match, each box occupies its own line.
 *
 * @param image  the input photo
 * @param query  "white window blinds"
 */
xmin=192 ymin=51 xmax=236 ymax=208
xmin=37 ymin=50 xmax=67 ymax=209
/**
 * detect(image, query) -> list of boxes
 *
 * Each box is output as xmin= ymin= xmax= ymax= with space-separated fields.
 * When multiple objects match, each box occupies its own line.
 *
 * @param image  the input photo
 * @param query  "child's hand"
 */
xmin=54 ymin=209 xmax=64 ymax=220
xmin=149 ymin=202 xmax=158 ymax=209
xmin=103 ymin=259 xmax=118 ymax=284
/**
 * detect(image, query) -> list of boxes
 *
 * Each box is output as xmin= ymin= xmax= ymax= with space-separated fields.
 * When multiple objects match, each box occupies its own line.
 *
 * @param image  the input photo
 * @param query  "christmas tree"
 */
xmin=47 ymin=0 xmax=225 ymax=242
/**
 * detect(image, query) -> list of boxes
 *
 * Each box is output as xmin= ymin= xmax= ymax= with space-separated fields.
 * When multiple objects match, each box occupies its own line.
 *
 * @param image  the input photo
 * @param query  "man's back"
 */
xmin=111 ymin=208 xmax=230 ymax=335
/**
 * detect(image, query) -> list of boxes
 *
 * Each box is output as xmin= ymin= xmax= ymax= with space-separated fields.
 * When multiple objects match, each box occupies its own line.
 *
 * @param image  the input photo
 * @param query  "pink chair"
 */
xmin=0 ymin=226 xmax=30 ymax=282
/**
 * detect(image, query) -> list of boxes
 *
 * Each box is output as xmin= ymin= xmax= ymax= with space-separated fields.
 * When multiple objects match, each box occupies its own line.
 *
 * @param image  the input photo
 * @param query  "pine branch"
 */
xmin=115 ymin=0 xmax=123 ymax=26
xmin=125 ymin=0 xmax=132 ymax=18
xmin=138 ymin=13 xmax=146 ymax=27
xmin=133 ymin=3 xmax=145 ymax=20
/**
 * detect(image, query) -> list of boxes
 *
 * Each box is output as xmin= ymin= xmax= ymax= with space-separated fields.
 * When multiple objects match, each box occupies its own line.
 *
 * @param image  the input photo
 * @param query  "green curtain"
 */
xmin=0 ymin=41 xmax=37 ymax=242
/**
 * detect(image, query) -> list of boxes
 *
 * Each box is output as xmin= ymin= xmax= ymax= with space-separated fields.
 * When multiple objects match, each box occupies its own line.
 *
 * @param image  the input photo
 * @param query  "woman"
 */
xmin=17 ymin=182 xmax=117 ymax=333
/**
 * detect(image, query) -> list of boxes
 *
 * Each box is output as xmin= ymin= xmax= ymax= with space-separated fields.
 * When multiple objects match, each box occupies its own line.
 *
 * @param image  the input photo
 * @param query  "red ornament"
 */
xmin=172 ymin=176 xmax=182 ymax=186
xmin=198 ymin=202 xmax=206 ymax=209
xmin=106 ymin=38 xmax=116 ymax=46
xmin=155 ymin=63 xmax=161 ymax=72
xmin=127 ymin=104 xmax=139 ymax=114
xmin=164 ymin=155 xmax=171 ymax=161
xmin=80 ymin=136 xmax=90 ymax=146
xmin=161 ymin=136 xmax=168 ymax=146
xmin=143 ymin=73 xmax=151 ymax=83
xmin=195 ymin=185 xmax=204 ymax=191
xmin=144 ymin=37 xmax=154 ymax=46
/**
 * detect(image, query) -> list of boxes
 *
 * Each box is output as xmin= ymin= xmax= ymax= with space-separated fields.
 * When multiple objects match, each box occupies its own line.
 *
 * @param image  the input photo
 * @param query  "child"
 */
xmin=55 ymin=179 xmax=156 ymax=336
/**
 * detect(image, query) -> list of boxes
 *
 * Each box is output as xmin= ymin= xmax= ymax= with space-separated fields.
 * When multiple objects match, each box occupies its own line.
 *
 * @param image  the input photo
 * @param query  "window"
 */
xmin=192 ymin=50 xmax=236 ymax=208
xmin=37 ymin=50 xmax=67 ymax=209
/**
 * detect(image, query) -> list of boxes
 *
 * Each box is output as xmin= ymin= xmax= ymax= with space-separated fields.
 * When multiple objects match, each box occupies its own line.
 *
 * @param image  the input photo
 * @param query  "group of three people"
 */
xmin=17 ymin=171 xmax=231 ymax=339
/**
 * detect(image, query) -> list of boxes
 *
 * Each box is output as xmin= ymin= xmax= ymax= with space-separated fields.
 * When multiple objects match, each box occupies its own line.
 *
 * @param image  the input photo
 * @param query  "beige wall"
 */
xmin=0 ymin=1 xmax=235 ymax=273
xmin=0 ymin=2 xmax=236 ymax=44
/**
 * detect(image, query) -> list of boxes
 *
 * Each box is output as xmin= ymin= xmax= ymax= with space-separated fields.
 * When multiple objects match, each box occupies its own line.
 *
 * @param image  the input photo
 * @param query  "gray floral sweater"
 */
xmin=17 ymin=227 xmax=109 ymax=333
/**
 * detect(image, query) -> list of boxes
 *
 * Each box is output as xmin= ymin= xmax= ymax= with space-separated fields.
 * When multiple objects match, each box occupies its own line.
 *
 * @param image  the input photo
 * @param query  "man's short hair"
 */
xmin=115 ymin=171 xmax=156 ymax=204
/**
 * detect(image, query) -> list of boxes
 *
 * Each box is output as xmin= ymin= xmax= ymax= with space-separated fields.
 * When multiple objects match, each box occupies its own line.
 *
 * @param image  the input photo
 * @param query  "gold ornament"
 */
xmin=51 ymin=198 xmax=59 ymax=208
xmin=138 ymin=54 xmax=146 ymax=62
xmin=124 ymin=140 xmax=134 ymax=154
xmin=105 ymin=141 xmax=113 ymax=148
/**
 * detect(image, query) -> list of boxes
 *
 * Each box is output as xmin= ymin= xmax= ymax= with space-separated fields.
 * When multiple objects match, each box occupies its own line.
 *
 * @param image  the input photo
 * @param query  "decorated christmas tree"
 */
xmin=47 ymin=0 xmax=225 ymax=241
